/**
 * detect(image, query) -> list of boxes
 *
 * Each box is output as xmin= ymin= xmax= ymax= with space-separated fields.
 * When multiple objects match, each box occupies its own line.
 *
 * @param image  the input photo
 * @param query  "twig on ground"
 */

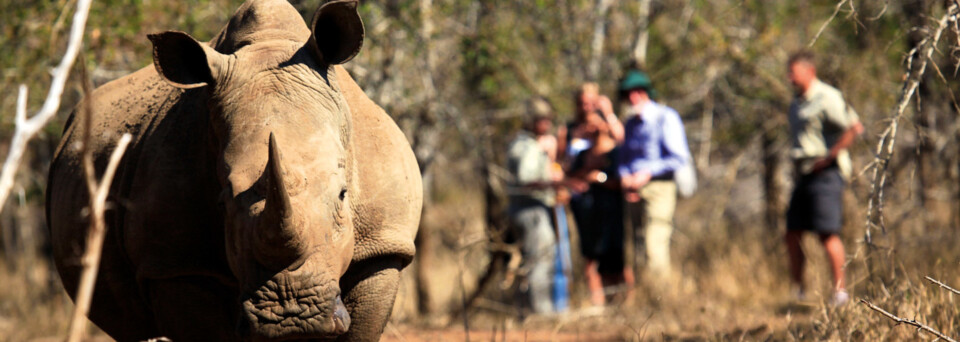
xmin=0 ymin=0 xmax=93 ymax=212
xmin=859 ymin=299 xmax=957 ymax=342
xmin=925 ymin=276 xmax=960 ymax=296
xmin=385 ymin=323 xmax=408 ymax=342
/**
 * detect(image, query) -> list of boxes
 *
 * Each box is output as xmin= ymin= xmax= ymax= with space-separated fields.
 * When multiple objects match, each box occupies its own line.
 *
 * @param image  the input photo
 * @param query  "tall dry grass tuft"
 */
xmin=0 ymin=257 xmax=99 ymax=342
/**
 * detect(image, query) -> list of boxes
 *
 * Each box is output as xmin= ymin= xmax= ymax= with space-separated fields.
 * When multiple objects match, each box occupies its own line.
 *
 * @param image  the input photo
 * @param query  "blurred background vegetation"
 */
xmin=1 ymin=0 xmax=959 ymax=340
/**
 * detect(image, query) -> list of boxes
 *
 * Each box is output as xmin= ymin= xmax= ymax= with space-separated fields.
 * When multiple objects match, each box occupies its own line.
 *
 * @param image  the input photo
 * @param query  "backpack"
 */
xmin=653 ymin=106 xmax=697 ymax=198
xmin=674 ymin=158 xmax=697 ymax=198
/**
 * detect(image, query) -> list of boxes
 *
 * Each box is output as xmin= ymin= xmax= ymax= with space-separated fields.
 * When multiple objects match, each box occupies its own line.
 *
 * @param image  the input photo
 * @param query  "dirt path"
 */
xmin=383 ymin=299 xmax=823 ymax=341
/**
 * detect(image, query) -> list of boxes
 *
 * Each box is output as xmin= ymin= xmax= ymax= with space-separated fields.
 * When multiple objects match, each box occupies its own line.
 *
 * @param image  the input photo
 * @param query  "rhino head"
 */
xmin=147 ymin=0 xmax=363 ymax=339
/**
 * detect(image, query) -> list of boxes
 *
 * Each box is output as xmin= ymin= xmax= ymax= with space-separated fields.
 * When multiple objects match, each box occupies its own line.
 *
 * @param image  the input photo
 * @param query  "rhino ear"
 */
xmin=309 ymin=0 xmax=364 ymax=65
xmin=148 ymin=31 xmax=224 ymax=89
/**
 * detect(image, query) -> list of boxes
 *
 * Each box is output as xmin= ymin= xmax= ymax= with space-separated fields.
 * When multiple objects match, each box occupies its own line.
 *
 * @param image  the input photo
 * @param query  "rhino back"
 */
xmin=337 ymin=66 xmax=421 ymax=267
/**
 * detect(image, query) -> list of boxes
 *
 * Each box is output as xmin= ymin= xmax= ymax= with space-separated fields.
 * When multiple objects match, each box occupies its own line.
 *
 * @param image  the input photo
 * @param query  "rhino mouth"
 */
xmin=241 ymin=272 xmax=350 ymax=341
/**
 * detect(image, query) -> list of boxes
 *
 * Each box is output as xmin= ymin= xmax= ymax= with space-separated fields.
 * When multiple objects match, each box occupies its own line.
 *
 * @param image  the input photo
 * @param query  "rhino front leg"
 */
xmin=145 ymin=276 xmax=240 ymax=341
xmin=336 ymin=257 xmax=403 ymax=342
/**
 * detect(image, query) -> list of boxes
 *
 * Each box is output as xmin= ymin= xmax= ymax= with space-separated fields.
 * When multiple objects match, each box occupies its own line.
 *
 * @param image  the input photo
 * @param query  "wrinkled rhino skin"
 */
xmin=46 ymin=0 xmax=421 ymax=341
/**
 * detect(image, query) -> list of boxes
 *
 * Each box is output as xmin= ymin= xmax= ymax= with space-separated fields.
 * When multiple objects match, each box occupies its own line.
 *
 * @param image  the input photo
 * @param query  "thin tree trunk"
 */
xmin=698 ymin=92 xmax=713 ymax=171
xmin=587 ymin=0 xmax=614 ymax=81
xmin=762 ymin=129 xmax=782 ymax=232
xmin=631 ymin=0 xmax=652 ymax=68
xmin=450 ymin=1 xmax=512 ymax=319
xmin=413 ymin=0 xmax=439 ymax=316
xmin=903 ymin=0 xmax=941 ymax=230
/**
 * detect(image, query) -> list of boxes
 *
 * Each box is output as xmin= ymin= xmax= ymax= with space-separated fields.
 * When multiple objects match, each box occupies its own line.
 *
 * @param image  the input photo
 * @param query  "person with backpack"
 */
xmin=617 ymin=69 xmax=692 ymax=284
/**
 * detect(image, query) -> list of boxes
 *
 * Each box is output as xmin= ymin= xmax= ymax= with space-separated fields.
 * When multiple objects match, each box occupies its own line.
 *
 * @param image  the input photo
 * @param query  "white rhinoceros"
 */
xmin=46 ymin=0 xmax=421 ymax=340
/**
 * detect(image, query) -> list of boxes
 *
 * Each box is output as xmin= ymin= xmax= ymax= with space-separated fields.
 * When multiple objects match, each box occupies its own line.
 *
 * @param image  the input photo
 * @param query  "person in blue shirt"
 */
xmin=617 ymin=69 xmax=691 ymax=283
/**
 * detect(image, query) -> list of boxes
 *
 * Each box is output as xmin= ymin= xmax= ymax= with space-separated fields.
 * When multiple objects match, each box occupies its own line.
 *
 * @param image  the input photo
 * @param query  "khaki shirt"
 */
xmin=507 ymin=131 xmax=555 ymax=206
xmin=788 ymin=79 xmax=859 ymax=178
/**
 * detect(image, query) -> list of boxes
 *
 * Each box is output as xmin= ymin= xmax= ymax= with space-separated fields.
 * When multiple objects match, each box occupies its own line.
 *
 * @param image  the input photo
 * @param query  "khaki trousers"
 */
xmin=627 ymin=180 xmax=677 ymax=279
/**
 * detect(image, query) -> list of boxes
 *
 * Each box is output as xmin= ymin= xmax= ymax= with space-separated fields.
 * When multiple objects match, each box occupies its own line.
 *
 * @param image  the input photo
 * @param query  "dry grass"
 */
xmin=0 ymin=257 xmax=107 ymax=342
xmin=1 ymin=156 xmax=956 ymax=341
xmin=386 ymin=154 xmax=960 ymax=341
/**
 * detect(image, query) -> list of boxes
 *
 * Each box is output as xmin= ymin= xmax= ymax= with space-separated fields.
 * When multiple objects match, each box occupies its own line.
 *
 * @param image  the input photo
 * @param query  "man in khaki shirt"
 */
xmin=785 ymin=51 xmax=864 ymax=306
xmin=507 ymin=108 xmax=561 ymax=314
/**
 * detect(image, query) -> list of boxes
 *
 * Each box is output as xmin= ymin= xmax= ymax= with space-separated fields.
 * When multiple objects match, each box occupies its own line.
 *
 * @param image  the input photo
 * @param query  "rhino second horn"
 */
xmin=259 ymin=133 xmax=299 ymax=264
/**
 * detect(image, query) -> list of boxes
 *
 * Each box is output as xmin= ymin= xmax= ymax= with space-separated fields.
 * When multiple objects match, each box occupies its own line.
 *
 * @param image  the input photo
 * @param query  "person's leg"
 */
xmin=622 ymin=266 xmax=636 ymax=303
xmin=819 ymin=233 xmax=846 ymax=292
xmin=518 ymin=206 xmax=556 ymax=314
xmin=785 ymin=175 xmax=811 ymax=297
xmin=640 ymin=181 xmax=677 ymax=280
xmin=584 ymin=259 xmax=605 ymax=306
xmin=626 ymin=200 xmax=645 ymax=278
xmin=784 ymin=230 xmax=805 ymax=293
xmin=810 ymin=169 xmax=846 ymax=296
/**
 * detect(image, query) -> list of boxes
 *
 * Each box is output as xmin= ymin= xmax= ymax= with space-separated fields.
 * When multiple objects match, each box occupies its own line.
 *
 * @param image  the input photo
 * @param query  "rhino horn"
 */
xmin=259 ymin=133 xmax=298 ymax=264
xmin=266 ymin=133 xmax=293 ymax=223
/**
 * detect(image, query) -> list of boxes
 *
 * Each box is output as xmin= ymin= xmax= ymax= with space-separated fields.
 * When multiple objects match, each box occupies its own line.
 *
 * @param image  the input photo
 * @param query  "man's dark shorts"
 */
xmin=787 ymin=165 xmax=845 ymax=235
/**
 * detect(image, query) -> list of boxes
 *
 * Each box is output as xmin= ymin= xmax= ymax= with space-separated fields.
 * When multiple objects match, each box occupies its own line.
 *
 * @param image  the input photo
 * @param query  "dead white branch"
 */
xmin=860 ymin=299 xmax=957 ymax=342
xmin=0 ymin=0 xmax=93 ymax=212
xmin=864 ymin=3 xmax=958 ymax=242
xmin=925 ymin=276 xmax=960 ymax=296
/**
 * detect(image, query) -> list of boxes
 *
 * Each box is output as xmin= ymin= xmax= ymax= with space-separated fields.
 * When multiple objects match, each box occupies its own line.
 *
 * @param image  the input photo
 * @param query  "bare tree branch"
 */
xmin=859 ymin=299 xmax=958 ymax=342
xmin=925 ymin=276 xmax=960 ymax=295
xmin=864 ymin=3 xmax=958 ymax=242
xmin=65 ymin=25 xmax=135 ymax=341
xmin=809 ymin=0 xmax=850 ymax=48
xmin=64 ymin=132 xmax=132 ymax=342
xmin=0 ymin=0 xmax=93 ymax=211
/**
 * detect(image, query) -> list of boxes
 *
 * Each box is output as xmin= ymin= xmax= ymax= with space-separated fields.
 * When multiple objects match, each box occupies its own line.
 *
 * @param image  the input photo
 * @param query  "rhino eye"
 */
xmin=339 ymin=188 xmax=347 ymax=201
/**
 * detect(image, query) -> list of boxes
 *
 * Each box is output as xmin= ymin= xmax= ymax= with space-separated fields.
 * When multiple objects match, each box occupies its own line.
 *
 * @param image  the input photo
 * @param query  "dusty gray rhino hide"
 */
xmin=46 ymin=0 xmax=421 ymax=340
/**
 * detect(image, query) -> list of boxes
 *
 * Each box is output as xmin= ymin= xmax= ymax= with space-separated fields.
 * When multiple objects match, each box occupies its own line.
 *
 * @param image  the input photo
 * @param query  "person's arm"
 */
xmin=597 ymin=96 xmax=625 ymax=143
xmin=556 ymin=124 xmax=568 ymax=163
xmin=514 ymin=142 xmax=550 ymax=189
xmin=618 ymin=120 xmax=652 ymax=191
xmin=558 ymin=150 xmax=587 ymax=193
xmin=813 ymin=95 xmax=864 ymax=172
xmin=812 ymin=121 xmax=863 ymax=172
xmin=618 ymin=118 xmax=639 ymax=179
xmin=829 ymin=121 xmax=864 ymax=158
xmin=641 ymin=111 xmax=690 ymax=178
xmin=538 ymin=135 xmax=558 ymax=164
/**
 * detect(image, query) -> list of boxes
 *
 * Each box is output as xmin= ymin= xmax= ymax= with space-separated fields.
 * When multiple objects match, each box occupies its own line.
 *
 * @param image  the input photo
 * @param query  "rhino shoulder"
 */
xmin=336 ymin=66 xmax=422 ymax=266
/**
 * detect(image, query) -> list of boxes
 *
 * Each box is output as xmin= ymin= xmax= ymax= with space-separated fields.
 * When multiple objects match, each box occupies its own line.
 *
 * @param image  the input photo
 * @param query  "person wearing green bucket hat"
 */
xmin=619 ymin=69 xmax=657 ymax=99
xmin=617 ymin=69 xmax=691 ymax=286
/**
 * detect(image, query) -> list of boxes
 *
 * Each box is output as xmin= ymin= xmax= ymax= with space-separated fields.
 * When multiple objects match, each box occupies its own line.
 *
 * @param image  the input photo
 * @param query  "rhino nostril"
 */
xmin=333 ymin=295 xmax=350 ymax=334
